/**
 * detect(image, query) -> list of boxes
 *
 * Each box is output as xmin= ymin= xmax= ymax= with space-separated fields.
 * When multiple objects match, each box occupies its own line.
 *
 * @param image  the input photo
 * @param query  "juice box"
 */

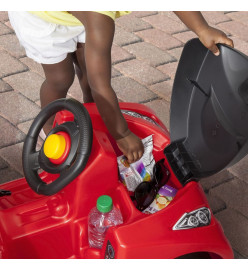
xmin=143 ymin=184 xmax=178 ymax=214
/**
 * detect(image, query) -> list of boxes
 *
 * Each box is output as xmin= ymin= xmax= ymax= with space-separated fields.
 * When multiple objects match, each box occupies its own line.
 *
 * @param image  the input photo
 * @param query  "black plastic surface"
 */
xmin=22 ymin=98 xmax=93 ymax=196
xmin=164 ymin=38 xmax=248 ymax=185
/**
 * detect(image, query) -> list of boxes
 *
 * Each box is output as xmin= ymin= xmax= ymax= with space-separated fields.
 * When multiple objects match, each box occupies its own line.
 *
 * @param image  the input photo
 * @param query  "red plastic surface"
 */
xmin=0 ymin=102 xmax=233 ymax=259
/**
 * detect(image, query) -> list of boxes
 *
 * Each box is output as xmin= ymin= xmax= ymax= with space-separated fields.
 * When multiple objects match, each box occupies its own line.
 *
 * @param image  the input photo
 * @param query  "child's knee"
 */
xmin=46 ymin=69 xmax=75 ymax=92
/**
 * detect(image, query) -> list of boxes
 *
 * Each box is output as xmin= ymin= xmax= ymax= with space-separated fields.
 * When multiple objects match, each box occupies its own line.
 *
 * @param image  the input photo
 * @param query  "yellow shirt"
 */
xmin=29 ymin=11 xmax=131 ymax=26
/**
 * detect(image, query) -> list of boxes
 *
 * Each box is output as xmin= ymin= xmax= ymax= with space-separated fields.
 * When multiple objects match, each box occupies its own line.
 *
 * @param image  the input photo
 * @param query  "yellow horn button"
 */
xmin=44 ymin=134 xmax=66 ymax=159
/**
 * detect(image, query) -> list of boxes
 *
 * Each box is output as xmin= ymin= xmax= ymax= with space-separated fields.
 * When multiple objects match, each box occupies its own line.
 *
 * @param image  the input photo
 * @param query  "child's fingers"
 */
xmin=138 ymin=150 xmax=144 ymax=160
xmin=126 ymin=153 xmax=134 ymax=164
xmin=210 ymin=37 xmax=234 ymax=57
xmin=132 ymin=151 xmax=139 ymax=163
xmin=209 ymin=43 xmax=220 ymax=56
xmin=227 ymin=37 xmax=234 ymax=48
xmin=221 ymin=36 xmax=234 ymax=48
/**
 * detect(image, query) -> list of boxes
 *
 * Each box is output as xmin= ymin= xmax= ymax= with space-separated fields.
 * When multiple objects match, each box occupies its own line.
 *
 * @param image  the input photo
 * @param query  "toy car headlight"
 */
xmin=173 ymin=207 xmax=211 ymax=230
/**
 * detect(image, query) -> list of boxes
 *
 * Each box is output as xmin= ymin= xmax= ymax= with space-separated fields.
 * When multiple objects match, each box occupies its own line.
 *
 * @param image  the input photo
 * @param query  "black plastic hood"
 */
xmin=164 ymin=38 xmax=248 ymax=185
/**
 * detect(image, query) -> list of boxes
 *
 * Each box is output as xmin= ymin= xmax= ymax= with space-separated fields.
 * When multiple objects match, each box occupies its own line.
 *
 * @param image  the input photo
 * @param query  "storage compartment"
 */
xmin=107 ymin=132 xmax=183 ymax=215
xmin=78 ymin=159 xmax=183 ymax=258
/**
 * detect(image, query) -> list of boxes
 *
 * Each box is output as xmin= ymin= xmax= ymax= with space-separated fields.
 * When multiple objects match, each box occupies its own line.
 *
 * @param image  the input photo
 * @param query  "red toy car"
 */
xmin=0 ymin=39 xmax=247 ymax=259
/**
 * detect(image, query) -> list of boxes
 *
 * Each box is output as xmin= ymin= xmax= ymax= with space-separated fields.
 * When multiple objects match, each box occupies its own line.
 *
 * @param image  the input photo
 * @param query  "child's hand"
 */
xmin=198 ymin=26 xmax=234 ymax=56
xmin=174 ymin=12 xmax=234 ymax=56
xmin=116 ymin=132 xmax=144 ymax=164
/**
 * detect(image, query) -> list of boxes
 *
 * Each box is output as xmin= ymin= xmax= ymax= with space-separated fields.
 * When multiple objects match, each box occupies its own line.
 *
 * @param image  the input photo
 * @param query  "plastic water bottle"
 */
xmin=88 ymin=195 xmax=123 ymax=249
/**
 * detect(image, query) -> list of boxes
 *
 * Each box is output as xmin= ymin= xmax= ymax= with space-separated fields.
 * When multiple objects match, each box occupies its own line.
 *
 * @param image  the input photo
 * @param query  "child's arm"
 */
xmin=174 ymin=11 xmax=234 ymax=55
xmin=70 ymin=11 xmax=144 ymax=163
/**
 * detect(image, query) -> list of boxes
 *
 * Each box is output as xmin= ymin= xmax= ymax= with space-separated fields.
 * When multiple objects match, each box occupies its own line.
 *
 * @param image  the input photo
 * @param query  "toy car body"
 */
xmin=0 ymin=38 xmax=247 ymax=259
xmin=0 ymin=102 xmax=233 ymax=259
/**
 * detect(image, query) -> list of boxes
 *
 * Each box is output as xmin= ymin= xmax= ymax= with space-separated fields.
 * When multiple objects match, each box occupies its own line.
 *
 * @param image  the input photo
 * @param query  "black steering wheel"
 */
xmin=22 ymin=98 xmax=93 ymax=196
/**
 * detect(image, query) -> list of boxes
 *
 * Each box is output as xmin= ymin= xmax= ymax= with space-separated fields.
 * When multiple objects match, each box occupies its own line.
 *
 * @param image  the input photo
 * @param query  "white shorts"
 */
xmin=8 ymin=11 xmax=86 ymax=64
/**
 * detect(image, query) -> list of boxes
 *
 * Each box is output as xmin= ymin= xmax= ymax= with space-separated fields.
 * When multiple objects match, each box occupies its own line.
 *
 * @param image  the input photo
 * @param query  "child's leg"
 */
xmin=73 ymin=43 xmax=94 ymax=103
xmin=41 ymin=54 xmax=75 ymax=134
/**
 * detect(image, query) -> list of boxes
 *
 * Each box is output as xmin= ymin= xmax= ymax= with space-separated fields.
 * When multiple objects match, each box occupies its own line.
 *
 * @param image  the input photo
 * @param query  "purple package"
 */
xmin=158 ymin=185 xmax=177 ymax=197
